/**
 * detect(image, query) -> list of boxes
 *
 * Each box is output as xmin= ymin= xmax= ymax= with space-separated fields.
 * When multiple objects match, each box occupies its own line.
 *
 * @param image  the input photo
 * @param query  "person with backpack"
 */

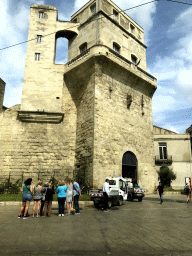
xmin=56 ymin=181 xmax=67 ymax=216
xmin=184 ymin=183 xmax=191 ymax=203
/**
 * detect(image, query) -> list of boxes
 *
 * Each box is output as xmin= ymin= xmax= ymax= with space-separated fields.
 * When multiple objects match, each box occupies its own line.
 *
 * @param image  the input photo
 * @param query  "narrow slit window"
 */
xmin=130 ymin=24 xmax=135 ymax=34
xmin=39 ymin=12 xmax=44 ymax=19
xmin=113 ymin=9 xmax=118 ymax=20
xmin=90 ymin=3 xmax=96 ymax=14
xmin=37 ymin=35 xmax=42 ymax=43
xmin=79 ymin=43 xmax=87 ymax=54
xmin=35 ymin=53 xmax=40 ymax=61
xmin=113 ymin=43 xmax=120 ymax=54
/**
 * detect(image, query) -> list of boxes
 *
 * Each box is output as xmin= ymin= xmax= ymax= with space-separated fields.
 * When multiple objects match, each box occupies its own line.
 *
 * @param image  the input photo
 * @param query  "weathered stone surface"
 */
xmin=0 ymin=1 xmax=157 ymax=192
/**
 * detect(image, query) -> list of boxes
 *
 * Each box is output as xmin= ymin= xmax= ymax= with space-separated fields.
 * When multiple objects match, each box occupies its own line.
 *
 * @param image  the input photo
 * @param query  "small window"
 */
xmin=130 ymin=24 xmax=135 ymax=34
xmin=39 ymin=12 xmax=44 ymax=19
xmin=131 ymin=55 xmax=137 ymax=64
xmin=90 ymin=3 xmax=96 ymax=14
xmin=159 ymin=142 xmax=167 ymax=160
xmin=109 ymin=180 xmax=116 ymax=185
xmin=73 ymin=18 xmax=77 ymax=23
xmin=113 ymin=43 xmax=120 ymax=54
xmin=79 ymin=43 xmax=87 ymax=54
xmin=35 ymin=53 xmax=40 ymax=61
xmin=37 ymin=35 xmax=42 ymax=43
xmin=113 ymin=9 xmax=118 ymax=20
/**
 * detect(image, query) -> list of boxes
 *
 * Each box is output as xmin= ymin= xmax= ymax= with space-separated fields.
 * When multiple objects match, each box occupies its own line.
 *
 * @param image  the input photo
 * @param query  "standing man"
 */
xmin=72 ymin=178 xmax=81 ymax=215
xmin=157 ymin=182 xmax=164 ymax=204
xmin=103 ymin=178 xmax=110 ymax=212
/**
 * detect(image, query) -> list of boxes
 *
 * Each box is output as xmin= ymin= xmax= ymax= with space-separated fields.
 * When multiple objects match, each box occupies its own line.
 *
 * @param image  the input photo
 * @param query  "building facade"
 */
xmin=154 ymin=126 xmax=192 ymax=189
xmin=0 ymin=0 xmax=157 ymax=191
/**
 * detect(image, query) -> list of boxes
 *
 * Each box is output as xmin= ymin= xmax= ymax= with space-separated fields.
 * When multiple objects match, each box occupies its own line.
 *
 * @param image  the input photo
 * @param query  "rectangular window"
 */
xmin=39 ymin=12 xmax=44 ymax=19
xmin=35 ymin=53 xmax=40 ymax=61
xmin=90 ymin=3 xmax=96 ymax=14
xmin=113 ymin=9 xmax=118 ymax=20
xmin=80 ymin=43 xmax=87 ymax=54
xmin=113 ymin=43 xmax=120 ymax=54
xmin=131 ymin=55 xmax=137 ymax=65
xmin=37 ymin=35 xmax=42 ymax=43
xmin=130 ymin=24 xmax=135 ymax=34
xmin=159 ymin=142 xmax=167 ymax=160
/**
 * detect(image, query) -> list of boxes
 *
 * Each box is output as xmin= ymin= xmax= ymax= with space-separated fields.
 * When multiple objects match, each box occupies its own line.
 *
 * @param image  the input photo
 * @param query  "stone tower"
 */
xmin=0 ymin=78 xmax=5 ymax=113
xmin=18 ymin=0 xmax=157 ymax=191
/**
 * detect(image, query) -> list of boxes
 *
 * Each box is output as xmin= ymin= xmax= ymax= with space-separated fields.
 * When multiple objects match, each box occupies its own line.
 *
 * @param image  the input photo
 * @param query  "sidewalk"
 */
xmin=145 ymin=192 xmax=188 ymax=203
xmin=0 ymin=193 xmax=188 ymax=206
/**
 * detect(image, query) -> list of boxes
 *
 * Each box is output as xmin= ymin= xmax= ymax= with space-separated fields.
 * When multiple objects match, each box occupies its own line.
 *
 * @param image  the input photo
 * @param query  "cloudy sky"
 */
xmin=0 ymin=0 xmax=192 ymax=133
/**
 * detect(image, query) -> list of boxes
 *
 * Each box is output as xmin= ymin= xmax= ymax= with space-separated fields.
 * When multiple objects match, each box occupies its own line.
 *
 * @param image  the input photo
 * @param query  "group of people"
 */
xmin=157 ymin=181 xmax=191 ymax=204
xmin=18 ymin=177 xmax=81 ymax=219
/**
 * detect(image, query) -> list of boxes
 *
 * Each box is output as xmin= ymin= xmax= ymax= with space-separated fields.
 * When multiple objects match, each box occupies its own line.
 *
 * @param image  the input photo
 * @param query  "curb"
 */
xmin=0 ymin=201 xmax=94 ymax=208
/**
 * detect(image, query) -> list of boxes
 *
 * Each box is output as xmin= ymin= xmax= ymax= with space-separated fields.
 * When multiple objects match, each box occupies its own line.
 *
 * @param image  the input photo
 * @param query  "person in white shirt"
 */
xmin=103 ymin=179 xmax=110 ymax=212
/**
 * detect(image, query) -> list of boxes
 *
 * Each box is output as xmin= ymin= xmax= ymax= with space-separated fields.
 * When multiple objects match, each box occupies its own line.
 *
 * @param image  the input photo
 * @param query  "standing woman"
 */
xmin=56 ymin=181 xmax=67 ymax=216
xmin=18 ymin=178 xmax=33 ymax=219
xmin=32 ymin=180 xmax=43 ymax=217
xmin=65 ymin=177 xmax=73 ymax=215
xmin=43 ymin=181 xmax=54 ymax=217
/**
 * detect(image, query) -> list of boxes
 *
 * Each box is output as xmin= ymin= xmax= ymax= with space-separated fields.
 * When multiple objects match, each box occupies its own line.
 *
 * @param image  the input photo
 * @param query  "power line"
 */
xmin=0 ymin=0 xmax=192 ymax=51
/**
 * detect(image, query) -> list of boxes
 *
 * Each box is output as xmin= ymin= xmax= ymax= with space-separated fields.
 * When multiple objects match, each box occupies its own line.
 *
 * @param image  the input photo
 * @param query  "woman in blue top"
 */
xmin=56 ymin=181 xmax=67 ymax=216
xmin=18 ymin=178 xmax=33 ymax=219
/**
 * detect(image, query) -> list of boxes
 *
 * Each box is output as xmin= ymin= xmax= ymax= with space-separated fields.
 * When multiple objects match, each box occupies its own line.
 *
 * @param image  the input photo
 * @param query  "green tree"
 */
xmin=157 ymin=164 xmax=176 ymax=187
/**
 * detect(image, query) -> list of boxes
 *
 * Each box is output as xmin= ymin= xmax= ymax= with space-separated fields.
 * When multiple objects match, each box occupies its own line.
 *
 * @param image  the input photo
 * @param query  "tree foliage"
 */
xmin=157 ymin=164 xmax=176 ymax=187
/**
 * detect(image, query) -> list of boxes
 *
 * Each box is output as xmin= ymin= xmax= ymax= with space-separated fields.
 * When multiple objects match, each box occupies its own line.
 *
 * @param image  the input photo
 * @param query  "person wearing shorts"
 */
xmin=18 ymin=178 xmax=33 ymax=219
xmin=32 ymin=180 xmax=43 ymax=217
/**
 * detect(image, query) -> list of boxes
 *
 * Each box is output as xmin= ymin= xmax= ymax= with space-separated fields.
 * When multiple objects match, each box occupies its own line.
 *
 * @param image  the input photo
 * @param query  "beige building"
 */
xmin=0 ymin=0 xmax=157 ymax=192
xmin=154 ymin=125 xmax=192 ymax=189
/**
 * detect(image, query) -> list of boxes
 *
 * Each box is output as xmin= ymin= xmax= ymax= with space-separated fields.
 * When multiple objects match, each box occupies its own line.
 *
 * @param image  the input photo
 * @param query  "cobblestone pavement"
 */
xmin=1 ymin=198 xmax=192 ymax=256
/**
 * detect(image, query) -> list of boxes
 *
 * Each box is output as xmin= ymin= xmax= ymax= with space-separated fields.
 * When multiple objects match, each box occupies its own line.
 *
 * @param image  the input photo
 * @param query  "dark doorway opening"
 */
xmin=122 ymin=151 xmax=137 ymax=184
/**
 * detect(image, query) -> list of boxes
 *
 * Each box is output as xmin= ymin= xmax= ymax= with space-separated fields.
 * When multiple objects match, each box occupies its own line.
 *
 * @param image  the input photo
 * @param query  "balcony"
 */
xmin=155 ymin=155 xmax=172 ymax=165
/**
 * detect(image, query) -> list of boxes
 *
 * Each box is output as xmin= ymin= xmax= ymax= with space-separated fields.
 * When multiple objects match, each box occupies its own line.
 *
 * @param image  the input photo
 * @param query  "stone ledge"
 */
xmin=18 ymin=111 xmax=64 ymax=123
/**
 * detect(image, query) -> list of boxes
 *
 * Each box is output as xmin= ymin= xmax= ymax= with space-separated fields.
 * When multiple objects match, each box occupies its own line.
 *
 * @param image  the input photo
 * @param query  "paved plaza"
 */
xmin=1 ymin=197 xmax=192 ymax=256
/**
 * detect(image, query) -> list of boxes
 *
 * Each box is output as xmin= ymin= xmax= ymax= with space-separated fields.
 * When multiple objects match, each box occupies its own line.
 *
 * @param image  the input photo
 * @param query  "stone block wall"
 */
xmin=93 ymin=56 xmax=156 ymax=191
xmin=0 ymin=104 xmax=77 ymax=183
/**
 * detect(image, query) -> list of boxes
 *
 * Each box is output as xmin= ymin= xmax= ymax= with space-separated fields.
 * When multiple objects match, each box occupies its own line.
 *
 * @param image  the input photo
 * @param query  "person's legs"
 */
xmin=24 ymin=201 xmax=30 ymax=216
xmin=40 ymin=200 xmax=45 ymax=216
xmin=19 ymin=202 xmax=25 ymax=216
xmin=74 ymin=195 xmax=79 ymax=213
xmin=160 ymin=193 xmax=163 ymax=204
xmin=58 ymin=197 xmax=64 ymax=215
xmin=103 ymin=192 xmax=108 ymax=210
xmin=36 ymin=200 xmax=41 ymax=216
xmin=44 ymin=200 xmax=48 ymax=216
xmin=33 ymin=201 xmax=37 ymax=216
xmin=47 ymin=201 xmax=52 ymax=216
xmin=63 ymin=197 xmax=66 ymax=215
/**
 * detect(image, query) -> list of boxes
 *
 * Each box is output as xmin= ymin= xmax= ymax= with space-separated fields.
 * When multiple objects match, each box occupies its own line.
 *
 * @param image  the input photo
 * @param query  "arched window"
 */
xmin=131 ymin=54 xmax=137 ymax=65
xmin=79 ymin=43 xmax=87 ymax=54
xmin=55 ymin=38 xmax=68 ymax=64
xmin=113 ymin=42 xmax=120 ymax=54
xmin=55 ymin=30 xmax=77 ymax=64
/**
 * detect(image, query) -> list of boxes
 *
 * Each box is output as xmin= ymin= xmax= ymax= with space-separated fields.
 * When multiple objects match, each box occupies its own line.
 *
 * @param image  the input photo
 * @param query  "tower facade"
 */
xmin=0 ymin=0 xmax=157 ymax=191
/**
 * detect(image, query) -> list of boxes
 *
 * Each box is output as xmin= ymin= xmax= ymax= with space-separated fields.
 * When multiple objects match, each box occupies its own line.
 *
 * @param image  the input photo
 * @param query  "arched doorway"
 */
xmin=122 ymin=151 xmax=137 ymax=183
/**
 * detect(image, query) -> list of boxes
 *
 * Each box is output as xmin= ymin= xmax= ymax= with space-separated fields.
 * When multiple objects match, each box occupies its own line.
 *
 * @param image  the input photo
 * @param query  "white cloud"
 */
xmin=0 ymin=0 xmax=29 ymax=107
